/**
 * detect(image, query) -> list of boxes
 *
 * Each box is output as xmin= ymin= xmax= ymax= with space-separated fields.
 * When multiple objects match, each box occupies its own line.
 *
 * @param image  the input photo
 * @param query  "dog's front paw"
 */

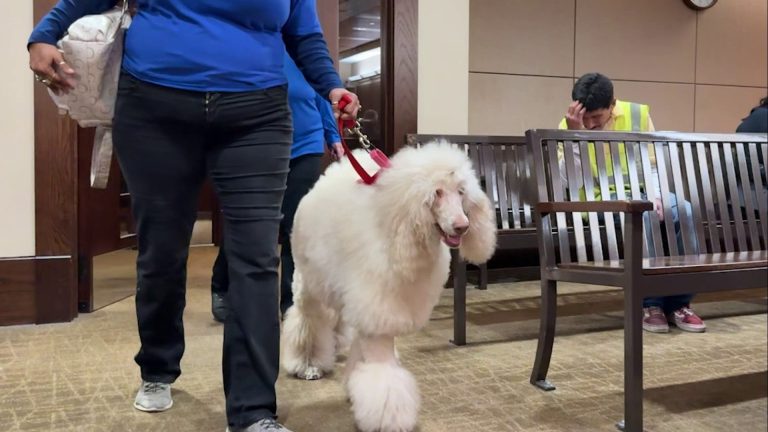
xmin=296 ymin=366 xmax=324 ymax=380
xmin=347 ymin=363 xmax=420 ymax=432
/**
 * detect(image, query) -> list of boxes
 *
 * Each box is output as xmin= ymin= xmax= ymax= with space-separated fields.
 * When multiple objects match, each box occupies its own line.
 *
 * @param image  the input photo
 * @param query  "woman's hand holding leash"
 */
xmin=329 ymin=88 xmax=360 ymax=121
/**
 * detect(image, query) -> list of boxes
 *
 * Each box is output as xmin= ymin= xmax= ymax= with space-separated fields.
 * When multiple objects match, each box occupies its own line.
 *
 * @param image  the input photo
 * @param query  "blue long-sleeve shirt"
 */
xmin=284 ymin=53 xmax=341 ymax=159
xmin=29 ymin=0 xmax=343 ymax=96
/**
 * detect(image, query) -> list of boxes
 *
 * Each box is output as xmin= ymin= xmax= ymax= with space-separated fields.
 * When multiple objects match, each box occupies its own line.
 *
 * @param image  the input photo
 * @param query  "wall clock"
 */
xmin=683 ymin=0 xmax=717 ymax=10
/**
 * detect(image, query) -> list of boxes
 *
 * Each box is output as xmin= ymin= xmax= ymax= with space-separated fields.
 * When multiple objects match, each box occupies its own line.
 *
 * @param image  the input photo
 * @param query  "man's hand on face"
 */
xmin=565 ymin=101 xmax=586 ymax=130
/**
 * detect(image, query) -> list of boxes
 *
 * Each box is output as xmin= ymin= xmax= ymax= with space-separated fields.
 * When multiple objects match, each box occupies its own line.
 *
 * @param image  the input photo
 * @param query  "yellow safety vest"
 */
xmin=558 ymin=100 xmax=651 ymax=200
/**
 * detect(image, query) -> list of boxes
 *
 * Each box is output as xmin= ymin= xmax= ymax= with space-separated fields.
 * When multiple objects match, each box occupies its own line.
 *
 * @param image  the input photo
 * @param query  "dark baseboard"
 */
xmin=0 ymin=255 xmax=76 ymax=326
xmin=0 ymin=257 xmax=36 ymax=326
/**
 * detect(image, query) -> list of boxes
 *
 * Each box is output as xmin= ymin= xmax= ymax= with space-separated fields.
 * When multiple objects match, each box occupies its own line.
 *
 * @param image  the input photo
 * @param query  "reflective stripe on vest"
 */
xmin=630 ymin=102 xmax=641 ymax=131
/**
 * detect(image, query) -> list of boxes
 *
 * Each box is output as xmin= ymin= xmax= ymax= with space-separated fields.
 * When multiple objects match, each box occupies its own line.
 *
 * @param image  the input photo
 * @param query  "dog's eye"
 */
xmin=435 ymin=189 xmax=444 ymax=198
xmin=458 ymin=188 xmax=465 ymax=196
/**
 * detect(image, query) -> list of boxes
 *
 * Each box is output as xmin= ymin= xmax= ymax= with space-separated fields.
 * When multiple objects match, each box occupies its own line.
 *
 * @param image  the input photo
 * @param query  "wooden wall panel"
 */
xmin=612 ymin=81 xmax=696 ymax=132
xmin=35 ymin=257 xmax=76 ymax=324
xmin=33 ymin=0 xmax=78 ymax=323
xmin=0 ymin=258 xmax=36 ymax=326
xmin=575 ymin=0 xmax=697 ymax=83
xmin=469 ymin=74 xmax=573 ymax=135
xmin=0 ymin=256 xmax=74 ymax=326
xmin=695 ymin=85 xmax=768 ymax=133
xmin=470 ymin=0 xmax=574 ymax=77
xmin=382 ymin=0 xmax=418 ymax=153
xmin=696 ymin=0 xmax=768 ymax=87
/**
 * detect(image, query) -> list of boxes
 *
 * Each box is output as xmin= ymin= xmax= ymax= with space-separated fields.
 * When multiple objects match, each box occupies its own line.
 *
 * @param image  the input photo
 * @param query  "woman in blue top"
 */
xmin=211 ymin=52 xmax=343 ymax=321
xmin=28 ymin=2 xmax=359 ymax=431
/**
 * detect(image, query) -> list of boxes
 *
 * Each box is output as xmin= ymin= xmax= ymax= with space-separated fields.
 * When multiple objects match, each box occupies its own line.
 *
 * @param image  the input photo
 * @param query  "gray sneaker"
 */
xmin=133 ymin=381 xmax=173 ymax=412
xmin=226 ymin=418 xmax=293 ymax=432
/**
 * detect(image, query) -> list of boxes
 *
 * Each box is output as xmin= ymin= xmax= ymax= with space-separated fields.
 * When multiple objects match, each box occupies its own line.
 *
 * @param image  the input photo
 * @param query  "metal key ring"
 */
xmin=34 ymin=74 xmax=52 ymax=86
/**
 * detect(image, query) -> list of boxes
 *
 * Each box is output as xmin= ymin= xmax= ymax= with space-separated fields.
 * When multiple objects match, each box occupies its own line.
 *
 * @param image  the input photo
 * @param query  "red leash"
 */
xmin=336 ymin=95 xmax=390 ymax=185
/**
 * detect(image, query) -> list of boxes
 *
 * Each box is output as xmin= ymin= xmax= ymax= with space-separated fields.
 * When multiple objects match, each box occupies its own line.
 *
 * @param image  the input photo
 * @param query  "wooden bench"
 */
xmin=407 ymin=134 xmax=538 ymax=345
xmin=526 ymin=129 xmax=768 ymax=431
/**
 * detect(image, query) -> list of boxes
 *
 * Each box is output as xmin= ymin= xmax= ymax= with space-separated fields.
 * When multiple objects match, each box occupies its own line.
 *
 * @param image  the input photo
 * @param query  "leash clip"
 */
xmin=336 ymin=95 xmax=390 ymax=184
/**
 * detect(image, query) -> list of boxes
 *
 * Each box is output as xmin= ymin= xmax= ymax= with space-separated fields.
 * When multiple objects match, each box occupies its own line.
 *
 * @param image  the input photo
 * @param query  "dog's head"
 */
xmin=377 ymin=141 xmax=497 ymax=264
xmin=430 ymin=177 xmax=470 ymax=249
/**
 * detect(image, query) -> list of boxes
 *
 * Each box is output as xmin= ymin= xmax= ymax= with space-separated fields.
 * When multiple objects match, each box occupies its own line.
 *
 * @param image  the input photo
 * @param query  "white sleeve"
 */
xmin=558 ymin=143 xmax=585 ymax=193
xmin=646 ymin=116 xmax=661 ymax=196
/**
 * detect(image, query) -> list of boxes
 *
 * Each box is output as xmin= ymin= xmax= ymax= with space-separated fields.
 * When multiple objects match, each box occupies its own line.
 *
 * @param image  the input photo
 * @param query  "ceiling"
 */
xmin=339 ymin=0 xmax=381 ymax=54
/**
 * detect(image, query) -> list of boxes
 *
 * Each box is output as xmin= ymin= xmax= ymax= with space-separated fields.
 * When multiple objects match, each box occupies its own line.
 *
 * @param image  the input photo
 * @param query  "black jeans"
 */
xmin=112 ymin=72 xmax=292 ymax=428
xmin=212 ymin=153 xmax=323 ymax=316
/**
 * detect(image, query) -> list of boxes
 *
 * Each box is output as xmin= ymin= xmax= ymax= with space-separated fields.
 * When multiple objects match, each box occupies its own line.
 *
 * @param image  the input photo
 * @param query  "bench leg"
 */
xmin=530 ymin=278 xmax=557 ymax=391
xmin=450 ymin=249 xmax=467 ymax=346
xmin=477 ymin=263 xmax=488 ymax=290
xmin=620 ymin=286 xmax=644 ymax=432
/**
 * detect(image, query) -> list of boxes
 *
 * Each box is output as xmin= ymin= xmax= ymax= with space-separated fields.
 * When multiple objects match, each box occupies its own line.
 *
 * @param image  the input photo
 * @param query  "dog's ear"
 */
xmin=458 ymin=178 xmax=497 ymax=265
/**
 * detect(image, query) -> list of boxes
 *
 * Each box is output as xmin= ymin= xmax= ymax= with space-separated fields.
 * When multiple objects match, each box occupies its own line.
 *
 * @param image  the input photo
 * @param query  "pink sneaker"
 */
xmin=669 ymin=306 xmax=706 ymax=333
xmin=643 ymin=306 xmax=669 ymax=333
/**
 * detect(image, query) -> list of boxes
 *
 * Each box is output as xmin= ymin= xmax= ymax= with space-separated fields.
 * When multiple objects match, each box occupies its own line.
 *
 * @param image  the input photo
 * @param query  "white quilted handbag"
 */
xmin=49 ymin=1 xmax=131 ymax=189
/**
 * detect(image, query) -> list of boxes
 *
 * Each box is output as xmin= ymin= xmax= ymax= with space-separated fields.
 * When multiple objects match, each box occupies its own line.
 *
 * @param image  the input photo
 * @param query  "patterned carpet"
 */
xmin=1 ymin=246 xmax=766 ymax=432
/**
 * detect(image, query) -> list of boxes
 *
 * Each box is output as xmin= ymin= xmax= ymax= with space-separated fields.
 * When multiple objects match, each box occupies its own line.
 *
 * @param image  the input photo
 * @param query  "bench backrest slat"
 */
xmin=736 ymin=144 xmax=761 ymax=249
xmin=709 ymin=143 xmax=736 ymax=252
xmin=696 ymin=142 xmax=722 ymax=252
xmin=749 ymin=143 xmax=768 ymax=248
xmin=723 ymin=143 xmax=749 ymax=250
xmin=550 ymin=142 xmax=573 ymax=262
xmin=681 ymin=142 xmax=707 ymax=252
xmin=595 ymin=140 xmax=620 ymax=260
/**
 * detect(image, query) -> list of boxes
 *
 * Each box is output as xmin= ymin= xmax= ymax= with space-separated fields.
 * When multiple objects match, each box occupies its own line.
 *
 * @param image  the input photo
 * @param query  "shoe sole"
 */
xmin=673 ymin=324 xmax=706 ymax=333
xmin=133 ymin=399 xmax=173 ymax=413
xmin=642 ymin=324 xmax=669 ymax=333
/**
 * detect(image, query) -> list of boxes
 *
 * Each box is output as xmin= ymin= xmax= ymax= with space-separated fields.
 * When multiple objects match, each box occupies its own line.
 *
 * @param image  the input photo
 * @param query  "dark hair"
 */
xmin=572 ymin=73 xmax=614 ymax=112
xmin=746 ymin=96 xmax=768 ymax=117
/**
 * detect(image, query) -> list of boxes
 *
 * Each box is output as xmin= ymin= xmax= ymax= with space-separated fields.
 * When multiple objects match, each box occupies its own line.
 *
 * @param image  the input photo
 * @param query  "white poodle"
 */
xmin=281 ymin=141 xmax=497 ymax=432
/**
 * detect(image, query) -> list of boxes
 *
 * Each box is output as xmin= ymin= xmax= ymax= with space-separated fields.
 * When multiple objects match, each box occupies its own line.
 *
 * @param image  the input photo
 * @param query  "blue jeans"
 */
xmin=600 ymin=192 xmax=698 ymax=311
xmin=641 ymin=193 xmax=698 ymax=311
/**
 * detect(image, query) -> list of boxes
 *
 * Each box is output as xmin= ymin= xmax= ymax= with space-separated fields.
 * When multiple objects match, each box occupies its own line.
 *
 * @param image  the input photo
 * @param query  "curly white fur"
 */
xmin=281 ymin=141 xmax=497 ymax=432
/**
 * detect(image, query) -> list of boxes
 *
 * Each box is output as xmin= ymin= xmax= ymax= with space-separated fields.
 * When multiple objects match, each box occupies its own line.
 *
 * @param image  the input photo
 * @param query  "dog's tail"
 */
xmin=347 ymin=361 xmax=421 ymax=432
xmin=281 ymin=303 xmax=313 ymax=376
xmin=281 ymin=270 xmax=336 ymax=379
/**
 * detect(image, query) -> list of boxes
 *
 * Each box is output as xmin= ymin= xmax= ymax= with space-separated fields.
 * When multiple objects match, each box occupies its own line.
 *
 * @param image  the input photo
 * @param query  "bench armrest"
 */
xmin=536 ymin=200 xmax=653 ymax=215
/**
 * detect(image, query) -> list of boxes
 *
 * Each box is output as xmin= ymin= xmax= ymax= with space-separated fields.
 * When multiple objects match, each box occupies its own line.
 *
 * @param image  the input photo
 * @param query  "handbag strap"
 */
xmin=120 ymin=0 xmax=139 ymax=20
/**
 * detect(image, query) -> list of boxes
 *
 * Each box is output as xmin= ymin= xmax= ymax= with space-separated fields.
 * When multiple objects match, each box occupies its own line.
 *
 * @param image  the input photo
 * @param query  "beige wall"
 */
xmin=418 ymin=0 xmax=470 ymax=134
xmin=0 ymin=4 xmax=35 ymax=258
xmin=467 ymin=0 xmax=768 ymax=135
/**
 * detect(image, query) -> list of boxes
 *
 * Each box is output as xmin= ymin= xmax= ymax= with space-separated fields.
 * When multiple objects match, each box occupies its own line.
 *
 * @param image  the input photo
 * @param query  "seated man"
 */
xmin=558 ymin=72 xmax=705 ymax=334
